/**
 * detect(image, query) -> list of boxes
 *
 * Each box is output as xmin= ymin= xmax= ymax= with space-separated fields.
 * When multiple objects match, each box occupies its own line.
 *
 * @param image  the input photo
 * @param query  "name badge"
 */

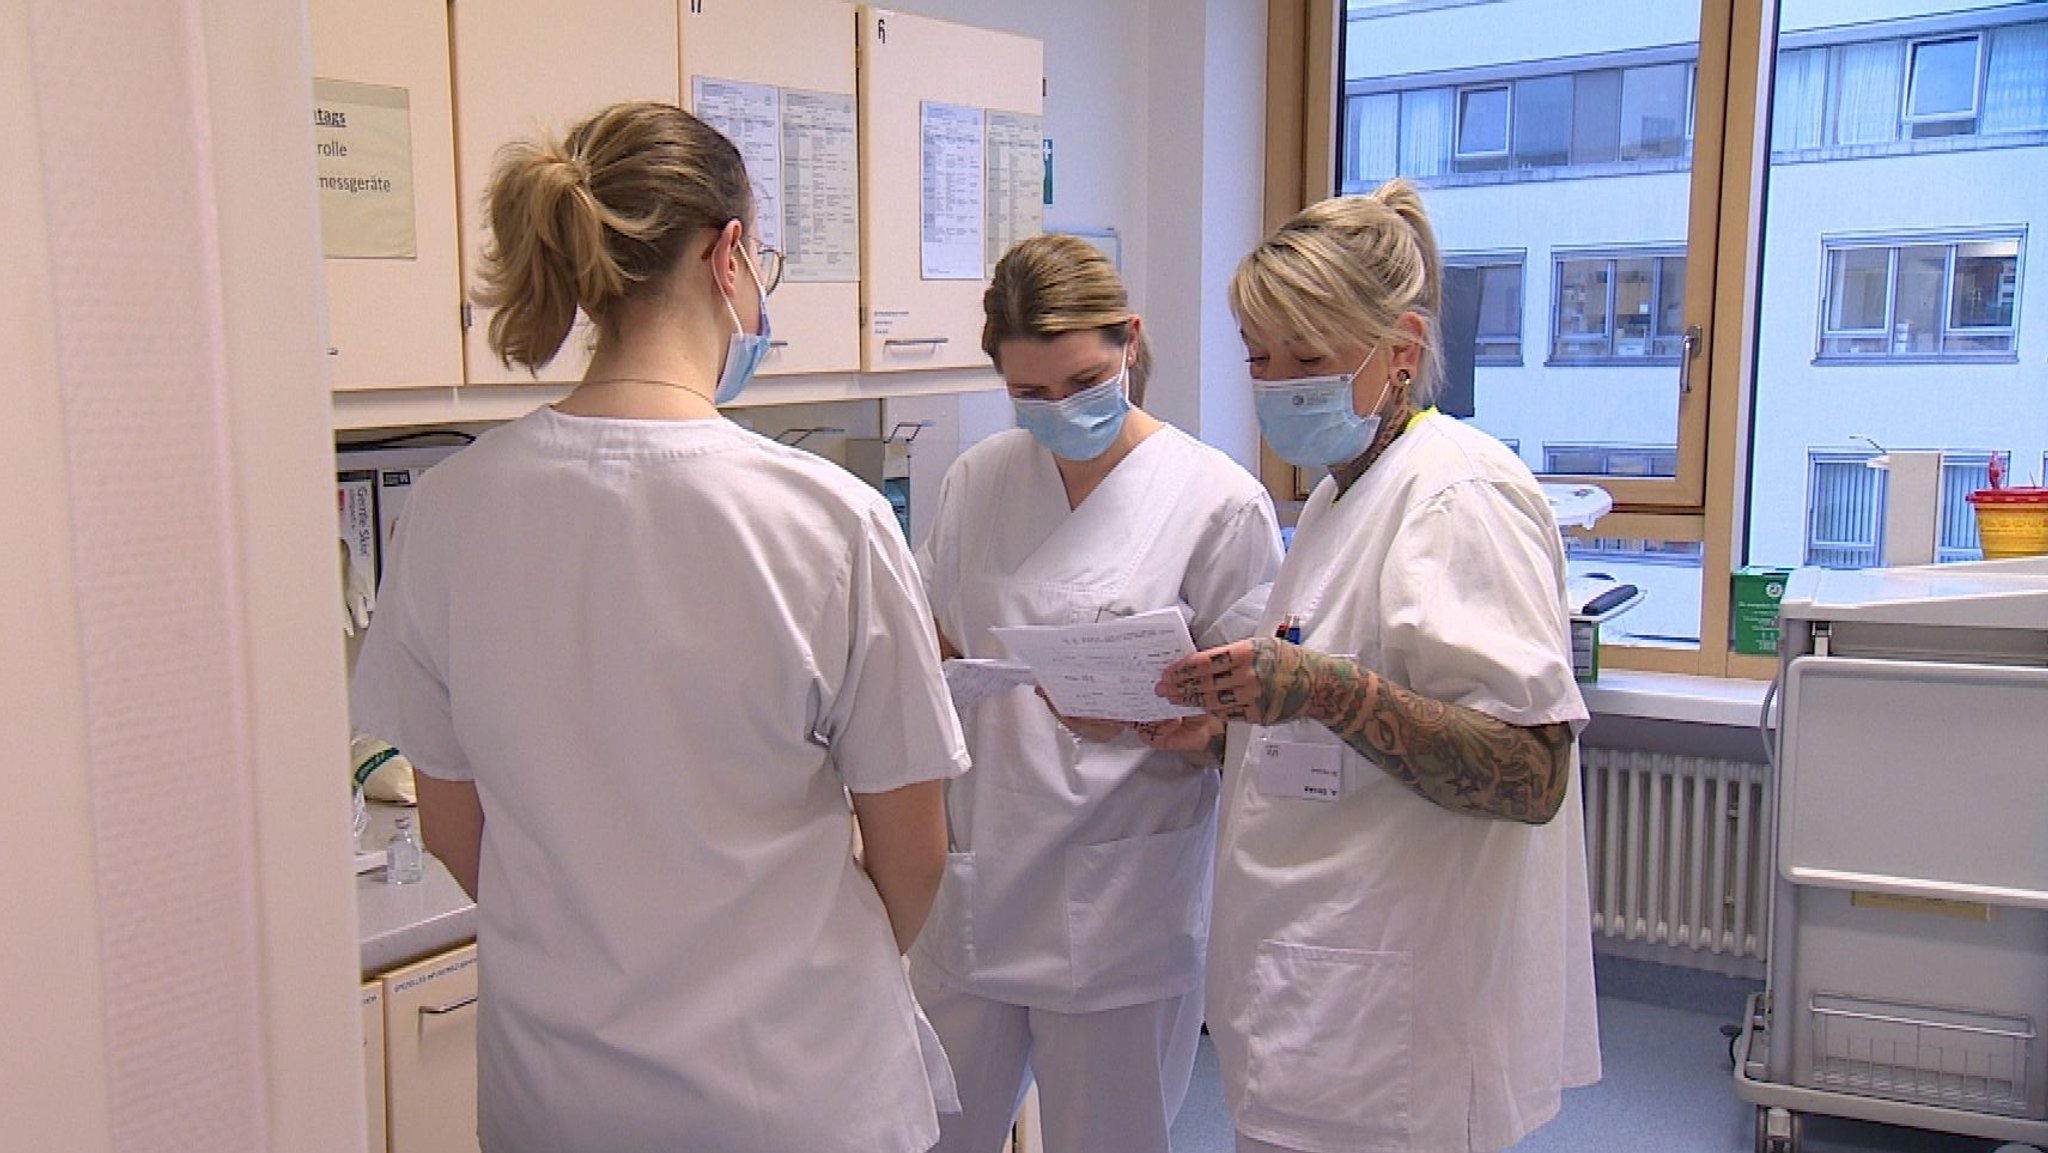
xmin=1252 ymin=736 xmax=1342 ymax=802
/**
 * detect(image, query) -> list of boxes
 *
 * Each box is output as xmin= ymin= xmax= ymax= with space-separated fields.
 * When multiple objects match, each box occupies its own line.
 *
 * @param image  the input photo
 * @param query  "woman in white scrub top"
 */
xmin=352 ymin=102 xmax=966 ymax=1153
xmin=1146 ymin=180 xmax=1601 ymax=1153
xmin=912 ymin=234 xmax=1283 ymax=1153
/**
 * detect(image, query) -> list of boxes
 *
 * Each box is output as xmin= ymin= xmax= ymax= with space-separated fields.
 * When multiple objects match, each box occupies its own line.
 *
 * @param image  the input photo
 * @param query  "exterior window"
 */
xmin=1904 ymin=34 xmax=1983 ymax=135
xmin=1571 ymin=69 xmax=1623 ymax=164
xmin=1818 ymin=233 xmax=2022 ymax=360
xmin=1456 ymin=85 xmax=1512 ymax=160
xmin=1804 ymin=449 xmax=1886 ymax=568
xmin=1551 ymin=250 xmax=1686 ymax=363
xmin=1544 ymin=443 xmax=1678 ymax=477
xmin=1565 ymin=536 xmax=1704 ymax=563
xmin=1938 ymin=451 xmax=2008 ymax=562
xmin=1803 ymin=448 xmax=2010 ymax=567
xmin=1620 ymin=63 xmax=1690 ymax=159
xmin=1449 ymin=255 xmax=1525 ymax=363
xmin=1512 ymin=75 xmax=1572 ymax=169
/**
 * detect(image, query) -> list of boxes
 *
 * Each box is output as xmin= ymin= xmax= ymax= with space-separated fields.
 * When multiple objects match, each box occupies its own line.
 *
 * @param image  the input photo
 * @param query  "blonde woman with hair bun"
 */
xmin=909 ymin=232 xmax=1282 ymax=1153
xmin=352 ymin=101 xmax=966 ymax=1153
xmin=1147 ymin=179 xmax=1602 ymax=1153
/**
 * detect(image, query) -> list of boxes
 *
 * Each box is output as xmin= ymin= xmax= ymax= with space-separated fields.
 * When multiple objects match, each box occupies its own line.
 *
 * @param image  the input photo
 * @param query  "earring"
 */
xmin=1396 ymin=368 xmax=1413 ymax=387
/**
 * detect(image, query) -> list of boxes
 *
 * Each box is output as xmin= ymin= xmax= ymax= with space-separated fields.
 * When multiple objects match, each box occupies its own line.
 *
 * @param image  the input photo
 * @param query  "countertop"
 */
xmin=357 ymin=801 xmax=476 ymax=978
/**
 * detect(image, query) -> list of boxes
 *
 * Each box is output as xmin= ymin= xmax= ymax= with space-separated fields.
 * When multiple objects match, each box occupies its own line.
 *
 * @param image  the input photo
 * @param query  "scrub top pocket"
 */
xmin=1062 ymin=816 xmax=1213 ymax=999
xmin=1237 ymin=939 xmax=1413 ymax=1150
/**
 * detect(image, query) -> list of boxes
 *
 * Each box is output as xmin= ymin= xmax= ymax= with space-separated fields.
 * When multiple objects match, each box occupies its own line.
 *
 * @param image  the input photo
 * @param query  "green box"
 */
xmin=1731 ymin=567 xmax=1793 ymax=655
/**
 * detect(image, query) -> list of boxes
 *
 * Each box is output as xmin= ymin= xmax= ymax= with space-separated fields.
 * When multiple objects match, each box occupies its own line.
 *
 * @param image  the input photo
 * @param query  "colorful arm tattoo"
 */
xmin=1252 ymin=643 xmax=1573 ymax=824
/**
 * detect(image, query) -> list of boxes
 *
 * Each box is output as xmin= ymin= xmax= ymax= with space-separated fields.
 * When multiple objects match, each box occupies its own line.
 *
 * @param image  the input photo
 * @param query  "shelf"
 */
xmin=331 ymin=367 xmax=1005 ymax=431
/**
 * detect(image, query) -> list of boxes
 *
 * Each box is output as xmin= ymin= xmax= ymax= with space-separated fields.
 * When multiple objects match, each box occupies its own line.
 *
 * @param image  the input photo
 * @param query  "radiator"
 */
xmin=1581 ymin=747 xmax=1771 ymax=972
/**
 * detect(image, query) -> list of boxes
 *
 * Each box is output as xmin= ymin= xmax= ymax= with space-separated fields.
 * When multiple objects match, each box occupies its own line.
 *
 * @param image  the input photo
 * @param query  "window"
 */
xmin=1448 ymin=254 xmax=1524 ymax=363
xmin=1305 ymin=0 xmax=2048 ymax=674
xmin=1818 ymin=233 xmax=2022 ymax=360
xmin=1544 ymin=443 xmax=1678 ymax=477
xmin=1551 ymin=250 xmax=1686 ymax=363
xmin=1770 ymin=21 xmax=2048 ymax=157
xmin=1804 ymin=449 xmax=1886 ymax=568
xmin=1800 ymin=448 xmax=2009 ymax=567
xmin=1512 ymin=75 xmax=1572 ymax=168
xmin=1904 ymin=34 xmax=1983 ymax=134
xmin=1456 ymin=84 xmax=1511 ymax=161
xmin=1938 ymin=450 xmax=2009 ymax=562
xmin=1621 ymin=63 xmax=1691 ymax=159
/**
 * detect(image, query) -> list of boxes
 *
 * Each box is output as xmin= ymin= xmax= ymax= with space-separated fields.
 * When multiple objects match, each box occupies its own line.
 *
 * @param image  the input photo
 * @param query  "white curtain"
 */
xmin=1830 ymin=40 xmax=1904 ymax=146
xmin=1349 ymin=92 xmax=1399 ymax=189
xmin=1771 ymin=47 xmax=1828 ymax=151
xmin=1399 ymin=87 xmax=1453 ymax=178
xmin=1983 ymin=21 xmax=2048 ymax=134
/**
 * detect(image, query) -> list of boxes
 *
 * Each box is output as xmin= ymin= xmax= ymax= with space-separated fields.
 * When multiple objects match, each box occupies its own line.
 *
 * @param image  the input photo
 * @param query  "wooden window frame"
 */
xmin=1265 ymin=0 xmax=1775 ymax=679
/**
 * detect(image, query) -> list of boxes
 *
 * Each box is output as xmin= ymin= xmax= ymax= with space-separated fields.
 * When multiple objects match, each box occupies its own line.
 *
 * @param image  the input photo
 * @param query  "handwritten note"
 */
xmin=990 ymin=608 xmax=1203 ymax=723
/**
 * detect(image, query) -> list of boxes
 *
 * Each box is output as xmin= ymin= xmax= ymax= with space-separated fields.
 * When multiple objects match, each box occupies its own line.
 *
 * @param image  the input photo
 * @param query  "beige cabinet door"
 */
xmin=682 ymin=0 xmax=862 ymax=379
xmin=450 ymin=0 xmax=681 ymax=386
xmin=308 ymin=0 xmax=464 ymax=391
xmin=382 ymin=944 xmax=480 ymax=1153
xmin=362 ymin=980 xmax=388 ymax=1153
xmin=857 ymin=8 xmax=1042 ymax=372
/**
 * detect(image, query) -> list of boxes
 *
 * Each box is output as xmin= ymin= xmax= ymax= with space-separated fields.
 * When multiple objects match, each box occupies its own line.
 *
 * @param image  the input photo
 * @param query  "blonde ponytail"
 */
xmin=1229 ymin=177 xmax=1447 ymax=403
xmin=473 ymin=101 xmax=754 ymax=372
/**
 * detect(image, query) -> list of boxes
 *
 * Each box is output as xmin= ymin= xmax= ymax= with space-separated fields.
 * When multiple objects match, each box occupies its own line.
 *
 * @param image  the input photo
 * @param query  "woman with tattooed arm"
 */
xmin=1141 ymin=179 xmax=1600 ymax=1153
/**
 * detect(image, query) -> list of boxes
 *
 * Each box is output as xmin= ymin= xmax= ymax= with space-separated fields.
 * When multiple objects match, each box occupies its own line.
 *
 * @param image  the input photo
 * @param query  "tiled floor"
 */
xmin=1169 ymin=957 xmax=2027 ymax=1153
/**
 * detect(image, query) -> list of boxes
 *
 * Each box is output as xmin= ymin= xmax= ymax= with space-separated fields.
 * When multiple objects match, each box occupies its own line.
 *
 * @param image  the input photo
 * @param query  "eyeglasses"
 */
xmin=755 ymin=245 xmax=785 ymax=296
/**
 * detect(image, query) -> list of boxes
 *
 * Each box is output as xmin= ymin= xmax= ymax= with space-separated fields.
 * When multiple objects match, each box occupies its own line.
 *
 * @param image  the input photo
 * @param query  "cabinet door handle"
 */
xmin=420 ymin=994 xmax=478 ymax=1016
xmin=883 ymin=337 xmax=950 ymax=349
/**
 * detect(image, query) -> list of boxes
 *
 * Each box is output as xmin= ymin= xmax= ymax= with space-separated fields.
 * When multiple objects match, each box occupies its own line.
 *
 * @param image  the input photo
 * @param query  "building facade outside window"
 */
xmin=1338 ymin=0 xmax=2048 ymax=656
xmin=1448 ymin=253 xmax=1526 ymax=363
xmin=1817 ymin=232 xmax=2023 ymax=360
xmin=1551 ymin=249 xmax=1687 ymax=363
xmin=1801 ymin=447 xmax=2010 ymax=567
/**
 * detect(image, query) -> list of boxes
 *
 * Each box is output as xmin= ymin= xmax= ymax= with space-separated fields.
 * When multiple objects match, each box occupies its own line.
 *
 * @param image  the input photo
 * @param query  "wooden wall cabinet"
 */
xmin=308 ymin=0 xmax=464 ymax=391
xmin=449 ymin=0 xmax=681 ymax=386
xmin=856 ymin=7 xmax=1044 ymax=373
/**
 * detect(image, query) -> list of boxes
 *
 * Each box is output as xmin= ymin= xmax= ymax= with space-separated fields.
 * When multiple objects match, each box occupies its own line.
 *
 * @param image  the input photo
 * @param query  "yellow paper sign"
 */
xmin=313 ymin=79 xmax=416 ymax=260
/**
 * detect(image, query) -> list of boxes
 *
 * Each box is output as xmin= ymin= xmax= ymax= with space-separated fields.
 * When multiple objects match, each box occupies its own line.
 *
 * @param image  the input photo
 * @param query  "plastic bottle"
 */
xmin=386 ymin=814 xmax=425 ymax=885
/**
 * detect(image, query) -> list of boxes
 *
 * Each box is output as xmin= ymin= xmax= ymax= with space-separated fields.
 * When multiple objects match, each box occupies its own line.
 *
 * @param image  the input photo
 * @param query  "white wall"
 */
xmin=855 ymin=0 xmax=1271 ymax=545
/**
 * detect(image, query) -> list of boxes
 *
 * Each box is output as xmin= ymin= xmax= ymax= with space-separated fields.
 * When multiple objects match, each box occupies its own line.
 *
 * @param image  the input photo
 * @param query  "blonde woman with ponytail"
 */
xmin=352 ymin=101 xmax=965 ymax=1153
xmin=1147 ymin=180 xmax=1601 ymax=1153
xmin=909 ymin=233 xmax=1282 ymax=1153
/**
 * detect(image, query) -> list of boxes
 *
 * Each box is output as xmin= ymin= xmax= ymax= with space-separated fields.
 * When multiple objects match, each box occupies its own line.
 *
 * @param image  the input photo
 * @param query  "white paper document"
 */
xmin=989 ymin=608 xmax=1204 ymax=723
xmin=942 ymin=658 xmax=1038 ymax=715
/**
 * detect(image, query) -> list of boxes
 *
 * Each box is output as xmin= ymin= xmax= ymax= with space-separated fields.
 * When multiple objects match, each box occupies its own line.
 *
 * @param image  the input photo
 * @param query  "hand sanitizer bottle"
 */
xmin=386 ymin=814 xmax=425 ymax=885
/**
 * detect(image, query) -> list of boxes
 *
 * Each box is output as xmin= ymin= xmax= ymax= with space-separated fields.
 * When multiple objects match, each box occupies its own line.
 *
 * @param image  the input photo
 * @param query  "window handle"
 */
xmin=1678 ymin=324 xmax=1703 ymax=394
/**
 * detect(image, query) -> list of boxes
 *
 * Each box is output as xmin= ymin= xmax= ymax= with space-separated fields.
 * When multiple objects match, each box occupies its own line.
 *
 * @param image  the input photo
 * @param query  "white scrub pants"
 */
xmin=912 ymin=974 xmax=1204 ymax=1153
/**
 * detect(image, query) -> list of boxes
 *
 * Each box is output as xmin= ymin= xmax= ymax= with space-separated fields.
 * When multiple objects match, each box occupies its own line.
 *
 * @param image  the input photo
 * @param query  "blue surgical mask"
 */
xmin=713 ymin=248 xmax=772 ymax=406
xmin=1011 ymin=364 xmax=1132 ymax=461
xmin=1252 ymin=348 xmax=1390 ymax=468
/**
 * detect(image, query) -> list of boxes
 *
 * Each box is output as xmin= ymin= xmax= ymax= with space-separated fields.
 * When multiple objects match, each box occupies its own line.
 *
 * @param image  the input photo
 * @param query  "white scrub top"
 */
xmin=353 ymin=407 xmax=969 ymax=1153
xmin=912 ymin=425 xmax=1282 ymax=1012
xmin=1207 ymin=414 xmax=1600 ymax=1153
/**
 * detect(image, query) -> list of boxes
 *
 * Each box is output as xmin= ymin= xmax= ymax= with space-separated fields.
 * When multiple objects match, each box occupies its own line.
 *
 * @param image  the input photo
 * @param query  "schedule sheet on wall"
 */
xmin=779 ymin=89 xmax=859 ymax=283
xmin=984 ymin=110 xmax=1044 ymax=275
xmin=692 ymin=76 xmax=785 ymax=253
xmin=919 ymin=100 xmax=986 ymax=280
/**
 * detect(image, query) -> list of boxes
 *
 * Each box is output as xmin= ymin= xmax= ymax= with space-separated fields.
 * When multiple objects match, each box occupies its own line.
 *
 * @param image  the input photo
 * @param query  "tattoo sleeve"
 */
xmin=1295 ymin=651 xmax=1573 ymax=824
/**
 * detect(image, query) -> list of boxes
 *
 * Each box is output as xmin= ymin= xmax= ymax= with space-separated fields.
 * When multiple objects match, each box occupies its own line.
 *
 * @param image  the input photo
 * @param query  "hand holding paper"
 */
xmin=989 ymin=608 xmax=1205 ymax=723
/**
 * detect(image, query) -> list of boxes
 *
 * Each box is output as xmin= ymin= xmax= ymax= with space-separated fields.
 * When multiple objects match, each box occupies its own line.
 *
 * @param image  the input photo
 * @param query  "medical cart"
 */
xmin=1734 ymin=555 xmax=2048 ymax=1153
